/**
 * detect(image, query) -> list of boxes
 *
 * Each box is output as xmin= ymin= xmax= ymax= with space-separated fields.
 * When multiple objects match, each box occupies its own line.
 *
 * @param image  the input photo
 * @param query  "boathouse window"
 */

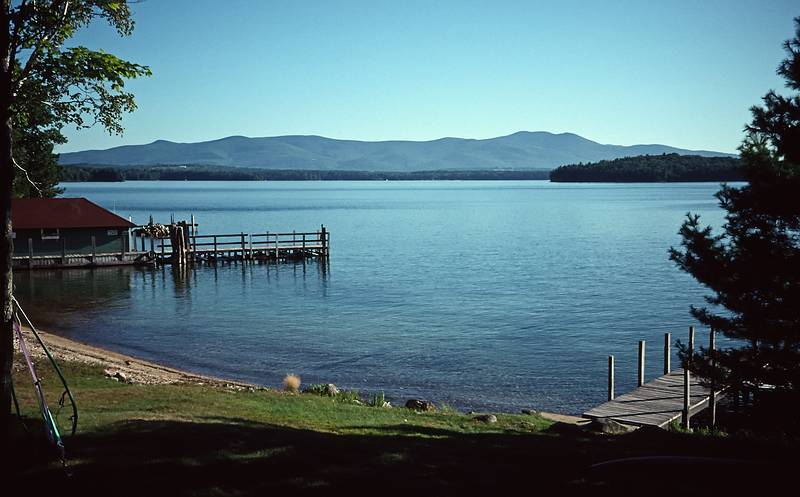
xmin=40 ymin=228 xmax=59 ymax=240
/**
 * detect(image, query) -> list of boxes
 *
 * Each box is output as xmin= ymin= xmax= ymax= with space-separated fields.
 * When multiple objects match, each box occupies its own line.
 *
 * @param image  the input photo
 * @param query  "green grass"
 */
xmin=9 ymin=359 xmax=798 ymax=496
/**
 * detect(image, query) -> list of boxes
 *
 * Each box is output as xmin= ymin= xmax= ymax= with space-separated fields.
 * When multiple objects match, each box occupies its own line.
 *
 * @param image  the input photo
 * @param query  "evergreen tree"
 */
xmin=669 ymin=17 xmax=800 ymax=429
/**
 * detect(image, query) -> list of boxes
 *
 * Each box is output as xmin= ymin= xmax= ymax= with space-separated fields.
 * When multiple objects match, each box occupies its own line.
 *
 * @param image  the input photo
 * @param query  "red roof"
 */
xmin=12 ymin=198 xmax=136 ymax=230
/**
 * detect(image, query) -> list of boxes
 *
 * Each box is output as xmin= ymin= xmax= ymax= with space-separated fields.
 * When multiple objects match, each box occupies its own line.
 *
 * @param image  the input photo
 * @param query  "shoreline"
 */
xmin=18 ymin=324 xmax=586 ymax=425
xmin=17 ymin=324 xmax=259 ymax=390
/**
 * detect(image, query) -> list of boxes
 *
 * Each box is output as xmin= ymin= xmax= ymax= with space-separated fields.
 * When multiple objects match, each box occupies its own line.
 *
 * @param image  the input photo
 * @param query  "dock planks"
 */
xmin=583 ymin=369 xmax=723 ymax=428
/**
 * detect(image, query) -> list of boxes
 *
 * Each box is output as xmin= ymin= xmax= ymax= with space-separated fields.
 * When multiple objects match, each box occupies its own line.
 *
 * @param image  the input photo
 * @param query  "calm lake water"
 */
xmin=14 ymin=180 xmax=731 ymax=414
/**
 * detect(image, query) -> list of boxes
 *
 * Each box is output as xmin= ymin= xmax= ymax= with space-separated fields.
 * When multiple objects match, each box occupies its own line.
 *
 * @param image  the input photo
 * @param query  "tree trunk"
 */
xmin=1 ymin=1 xmax=15 ymax=440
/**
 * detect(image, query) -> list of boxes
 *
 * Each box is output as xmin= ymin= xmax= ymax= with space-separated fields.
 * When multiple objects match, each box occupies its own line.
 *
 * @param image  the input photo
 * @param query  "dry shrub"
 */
xmin=283 ymin=374 xmax=301 ymax=393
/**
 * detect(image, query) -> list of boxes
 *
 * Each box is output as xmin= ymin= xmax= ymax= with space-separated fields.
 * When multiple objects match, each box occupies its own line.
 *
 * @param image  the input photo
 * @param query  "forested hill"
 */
xmin=549 ymin=154 xmax=743 ymax=182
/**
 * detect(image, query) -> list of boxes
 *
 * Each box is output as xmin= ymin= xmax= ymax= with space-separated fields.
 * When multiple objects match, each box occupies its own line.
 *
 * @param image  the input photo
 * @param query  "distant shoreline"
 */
xmin=60 ymin=166 xmax=552 ymax=182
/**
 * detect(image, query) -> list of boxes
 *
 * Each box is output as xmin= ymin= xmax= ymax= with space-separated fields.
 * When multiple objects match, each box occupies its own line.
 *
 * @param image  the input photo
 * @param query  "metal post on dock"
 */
xmin=638 ymin=340 xmax=646 ymax=387
xmin=608 ymin=355 xmax=615 ymax=401
xmin=241 ymin=232 xmax=246 ymax=261
xmin=664 ymin=332 xmax=671 ymax=375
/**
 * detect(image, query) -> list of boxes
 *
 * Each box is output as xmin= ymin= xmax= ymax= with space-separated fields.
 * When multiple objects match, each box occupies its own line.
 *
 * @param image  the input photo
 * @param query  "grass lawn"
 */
xmin=7 ymin=360 xmax=798 ymax=496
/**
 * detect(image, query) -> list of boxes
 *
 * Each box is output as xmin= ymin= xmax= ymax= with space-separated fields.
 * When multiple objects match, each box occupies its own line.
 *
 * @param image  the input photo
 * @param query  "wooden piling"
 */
xmin=61 ymin=237 xmax=67 ymax=263
xmin=682 ymin=367 xmax=691 ymax=430
xmin=638 ymin=340 xmax=646 ymax=387
xmin=608 ymin=355 xmax=615 ymax=401
xmin=28 ymin=238 xmax=33 ymax=269
xmin=664 ymin=332 xmax=671 ymax=375
xmin=91 ymin=235 xmax=97 ymax=263
xmin=709 ymin=329 xmax=717 ymax=427
xmin=682 ymin=326 xmax=695 ymax=431
xmin=241 ymin=232 xmax=246 ymax=260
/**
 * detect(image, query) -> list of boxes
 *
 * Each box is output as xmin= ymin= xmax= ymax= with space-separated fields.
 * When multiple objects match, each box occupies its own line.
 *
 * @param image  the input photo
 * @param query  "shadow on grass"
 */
xmin=8 ymin=417 xmax=798 ymax=496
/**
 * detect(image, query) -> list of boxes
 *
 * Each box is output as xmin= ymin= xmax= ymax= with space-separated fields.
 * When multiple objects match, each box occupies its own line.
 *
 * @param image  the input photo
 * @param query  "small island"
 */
xmin=550 ymin=154 xmax=743 ymax=182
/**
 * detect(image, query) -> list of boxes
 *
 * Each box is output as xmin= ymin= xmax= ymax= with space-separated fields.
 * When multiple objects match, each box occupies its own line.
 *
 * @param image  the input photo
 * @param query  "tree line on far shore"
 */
xmin=549 ymin=154 xmax=743 ymax=182
xmin=59 ymin=165 xmax=552 ymax=182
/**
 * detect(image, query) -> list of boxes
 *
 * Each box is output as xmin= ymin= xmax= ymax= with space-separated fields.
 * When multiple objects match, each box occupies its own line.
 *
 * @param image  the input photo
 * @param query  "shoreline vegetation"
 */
xmin=550 ymin=154 xmax=743 ymax=182
xmin=58 ymin=153 xmax=744 ymax=183
xmin=60 ymin=165 xmax=553 ymax=182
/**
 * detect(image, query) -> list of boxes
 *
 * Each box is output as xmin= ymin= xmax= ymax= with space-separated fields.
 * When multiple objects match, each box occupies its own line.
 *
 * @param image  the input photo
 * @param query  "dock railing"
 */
xmin=155 ymin=226 xmax=329 ymax=263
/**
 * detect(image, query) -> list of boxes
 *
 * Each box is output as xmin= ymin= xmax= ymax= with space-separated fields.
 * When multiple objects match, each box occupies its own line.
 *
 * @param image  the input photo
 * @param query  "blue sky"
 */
xmin=58 ymin=0 xmax=798 ymax=154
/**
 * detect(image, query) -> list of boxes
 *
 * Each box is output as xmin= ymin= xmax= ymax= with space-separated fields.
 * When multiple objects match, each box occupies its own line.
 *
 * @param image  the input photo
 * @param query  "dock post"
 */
xmin=664 ymin=332 xmax=671 ymax=375
xmin=275 ymin=233 xmax=280 ymax=260
xmin=213 ymin=235 xmax=218 ymax=255
xmin=709 ymin=329 xmax=717 ymax=427
xmin=61 ymin=237 xmax=67 ymax=264
xmin=149 ymin=237 xmax=154 ymax=254
xmin=321 ymin=224 xmax=327 ymax=257
xmin=28 ymin=238 xmax=33 ymax=269
xmin=607 ymin=355 xmax=615 ymax=401
xmin=682 ymin=326 xmax=695 ymax=430
xmin=241 ymin=232 xmax=246 ymax=261
xmin=638 ymin=340 xmax=646 ymax=387
xmin=141 ymin=234 xmax=145 ymax=252
xmin=91 ymin=235 xmax=96 ymax=263
xmin=682 ymin=367 xmax=691 ymax=430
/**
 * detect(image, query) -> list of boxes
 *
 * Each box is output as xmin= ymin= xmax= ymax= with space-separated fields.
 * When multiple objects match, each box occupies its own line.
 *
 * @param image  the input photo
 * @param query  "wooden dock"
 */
xmin=15 ymin=223 xmax=329 ymax=270
xmin=152 ymin=228 xmax=330 ymax=265
xmin=583 ymin=328 xmax=723 ymax=429
xmin=583 ymin=369 xmax=724 ymax=428
xmin=12 ymin=251 xmax=152 ymax=270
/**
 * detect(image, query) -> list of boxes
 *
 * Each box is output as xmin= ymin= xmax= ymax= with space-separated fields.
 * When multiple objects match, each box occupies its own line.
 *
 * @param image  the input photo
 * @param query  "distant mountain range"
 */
xmin=59 ymin=132 xmax=734 ymax=171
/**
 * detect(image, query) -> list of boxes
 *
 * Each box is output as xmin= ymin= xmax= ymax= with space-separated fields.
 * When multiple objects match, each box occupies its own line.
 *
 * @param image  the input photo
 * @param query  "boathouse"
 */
xmin=12 ymin=198 xmax=136 ymax=268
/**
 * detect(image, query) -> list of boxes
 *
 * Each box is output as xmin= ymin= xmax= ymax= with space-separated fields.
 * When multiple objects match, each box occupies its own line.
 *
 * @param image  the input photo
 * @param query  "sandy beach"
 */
xmin=15 ymin=324 xmax=259 ymax=390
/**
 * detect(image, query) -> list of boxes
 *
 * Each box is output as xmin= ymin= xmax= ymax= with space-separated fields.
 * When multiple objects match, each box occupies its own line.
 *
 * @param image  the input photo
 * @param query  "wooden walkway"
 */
xmin=154 ymin=229 xmax=329 ymax=265
xmin=583 ymin=369 xmax=723 ymax=428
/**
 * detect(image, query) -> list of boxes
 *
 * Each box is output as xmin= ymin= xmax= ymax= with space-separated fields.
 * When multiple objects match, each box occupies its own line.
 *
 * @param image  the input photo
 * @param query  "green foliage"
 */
xmin=550 ymin=154 xmax=742 ymax=182
xmin=669 ymin=17 xmax=800 ymax=431
xmin=368 ymin=391 xmax=386 ymax=408
xmin=6 ymin=1 xmax=151 ymax=198
xmin=302 ymin=383 xmax=362 ymax=404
